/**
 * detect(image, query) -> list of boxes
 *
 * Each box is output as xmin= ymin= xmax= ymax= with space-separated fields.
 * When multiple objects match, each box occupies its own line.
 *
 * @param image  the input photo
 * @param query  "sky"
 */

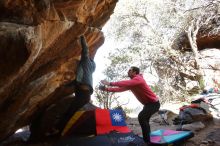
xmin=90 ymin=0 xmax=156 ymax=117
xmin=89 ymin=0 xmax=157 ymax=117
xmin=91 ymin=29 xmax=143 ymax=118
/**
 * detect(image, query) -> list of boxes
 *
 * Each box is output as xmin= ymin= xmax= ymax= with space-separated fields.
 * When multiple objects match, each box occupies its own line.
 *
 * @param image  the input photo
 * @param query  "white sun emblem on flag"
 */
xmin=112 ymin=112 xmax=123 ymax=122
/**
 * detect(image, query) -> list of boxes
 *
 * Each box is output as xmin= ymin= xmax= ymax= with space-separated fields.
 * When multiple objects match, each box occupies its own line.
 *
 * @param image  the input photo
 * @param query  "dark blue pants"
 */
xmin=138 ymin=101 xmax=160 ymax=143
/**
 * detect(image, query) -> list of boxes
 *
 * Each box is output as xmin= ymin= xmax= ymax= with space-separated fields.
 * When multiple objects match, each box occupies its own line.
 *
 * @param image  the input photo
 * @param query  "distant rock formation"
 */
xmin=171 ymin=21 xmax=220 ymax=93
xmin=0 ymin=0 xmax=118 ymax=143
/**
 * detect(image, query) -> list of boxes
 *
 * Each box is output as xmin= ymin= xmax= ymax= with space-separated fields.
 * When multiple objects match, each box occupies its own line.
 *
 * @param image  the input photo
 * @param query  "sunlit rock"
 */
xmin=0 ymin=0 xmax=118 ymax=142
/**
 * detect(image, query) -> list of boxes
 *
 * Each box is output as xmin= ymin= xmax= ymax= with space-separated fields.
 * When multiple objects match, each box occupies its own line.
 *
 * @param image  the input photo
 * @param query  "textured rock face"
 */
xmin=0 ymin=0 xmax=118 ymax=141
xmin=200 ymin=49 xmax=220 ymax=85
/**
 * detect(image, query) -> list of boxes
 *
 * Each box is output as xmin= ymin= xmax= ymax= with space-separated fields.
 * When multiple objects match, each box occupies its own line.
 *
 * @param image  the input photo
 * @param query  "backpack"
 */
xmin=173 ymin=104 xmax=208 ymax=125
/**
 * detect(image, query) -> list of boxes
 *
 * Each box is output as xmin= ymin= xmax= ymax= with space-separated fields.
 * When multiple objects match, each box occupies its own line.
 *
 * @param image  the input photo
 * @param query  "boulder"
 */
xmin=0 ymin=0 xmax=118 ymax=142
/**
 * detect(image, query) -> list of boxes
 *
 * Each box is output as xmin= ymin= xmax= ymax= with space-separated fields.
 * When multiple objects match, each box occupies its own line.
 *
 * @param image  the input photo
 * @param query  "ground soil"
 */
xmin=126 ymin=102 xmax=220 ymax=146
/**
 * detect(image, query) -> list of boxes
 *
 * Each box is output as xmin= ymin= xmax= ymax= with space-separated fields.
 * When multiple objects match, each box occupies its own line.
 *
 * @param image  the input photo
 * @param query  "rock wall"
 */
xmin=200 ymin=49 xmax=220 ymax=87
xmin=0 ymin=0 xmax=118 ymax=141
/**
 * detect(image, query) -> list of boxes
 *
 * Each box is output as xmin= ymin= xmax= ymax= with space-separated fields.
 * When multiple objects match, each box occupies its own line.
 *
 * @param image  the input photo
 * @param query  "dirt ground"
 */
xmin=126 ymin=102 xmax=220 ymax=146
xmin=2 ymin=100 xmax=220 ymax=146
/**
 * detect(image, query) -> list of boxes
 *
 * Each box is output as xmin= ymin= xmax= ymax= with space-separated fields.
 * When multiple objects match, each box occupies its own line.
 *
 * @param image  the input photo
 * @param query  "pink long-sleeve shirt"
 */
xmin=106 ymin=74 xmax=159 ymax=105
